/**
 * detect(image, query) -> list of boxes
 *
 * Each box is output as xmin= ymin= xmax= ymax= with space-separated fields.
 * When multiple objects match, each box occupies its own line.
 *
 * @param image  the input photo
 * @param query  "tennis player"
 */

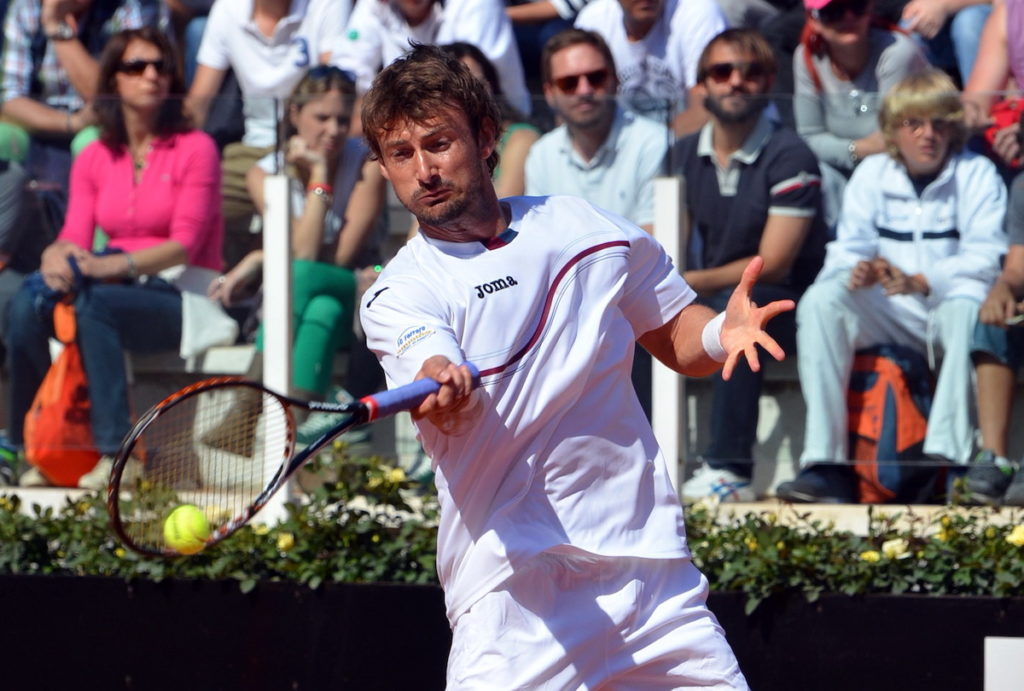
xmin=360 ymin=44 xmax=790 ymax=690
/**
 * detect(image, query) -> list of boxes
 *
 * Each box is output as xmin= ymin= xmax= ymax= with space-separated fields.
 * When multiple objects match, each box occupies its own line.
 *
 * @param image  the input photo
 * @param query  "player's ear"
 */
xmin=477 ymin=116 xmax=498 ymax=161
xmin=377 ymin=159 xmax=391 ymax=182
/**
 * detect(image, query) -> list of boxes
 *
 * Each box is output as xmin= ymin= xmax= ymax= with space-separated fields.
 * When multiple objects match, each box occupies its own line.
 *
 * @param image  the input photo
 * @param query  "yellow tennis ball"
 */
xmin=163 ymin=504 xmax=211 ymax=555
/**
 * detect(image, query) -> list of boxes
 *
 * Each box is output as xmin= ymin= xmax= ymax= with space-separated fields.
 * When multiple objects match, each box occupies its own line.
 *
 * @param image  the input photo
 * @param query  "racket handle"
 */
xmin=361 ymin=362 xmax=481 ymax=421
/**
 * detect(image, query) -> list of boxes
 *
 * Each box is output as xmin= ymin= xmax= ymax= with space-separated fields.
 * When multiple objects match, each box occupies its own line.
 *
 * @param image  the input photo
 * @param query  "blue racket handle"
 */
xmin=361 ymin=362 xmax=481 ymax=421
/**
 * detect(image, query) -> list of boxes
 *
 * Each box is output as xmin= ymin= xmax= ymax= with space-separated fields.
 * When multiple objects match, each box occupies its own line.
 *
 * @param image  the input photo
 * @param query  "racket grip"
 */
xmin=361 ymin=362 xmax=481 ymax=421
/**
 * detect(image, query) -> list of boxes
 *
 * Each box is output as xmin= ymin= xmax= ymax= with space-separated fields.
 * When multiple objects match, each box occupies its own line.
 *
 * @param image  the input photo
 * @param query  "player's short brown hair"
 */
xmin=361 ymin=43 xmax=502 ymax=174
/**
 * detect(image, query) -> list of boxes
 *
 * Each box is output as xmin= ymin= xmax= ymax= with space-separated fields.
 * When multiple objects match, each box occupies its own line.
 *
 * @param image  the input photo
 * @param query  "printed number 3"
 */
xmin=292 ymin=37 xmax=310 ymax=68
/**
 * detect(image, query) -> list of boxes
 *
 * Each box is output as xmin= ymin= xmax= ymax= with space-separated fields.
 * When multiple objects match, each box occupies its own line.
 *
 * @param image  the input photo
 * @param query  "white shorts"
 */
xmin=446 ymin=550 xmax=748 ymax=690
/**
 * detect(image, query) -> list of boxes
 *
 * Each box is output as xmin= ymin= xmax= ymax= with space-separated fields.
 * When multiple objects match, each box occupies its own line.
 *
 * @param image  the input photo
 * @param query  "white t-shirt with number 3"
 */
xmin=197 ymin=0 xmax=352 ymax=147
xmin=360 ymin=195 xmax=696 ymax=624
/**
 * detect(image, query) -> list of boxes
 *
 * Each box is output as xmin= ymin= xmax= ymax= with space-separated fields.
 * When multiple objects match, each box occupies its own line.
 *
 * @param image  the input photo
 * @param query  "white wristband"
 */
xmin=701 ymin=312 xmax=728 ymax=363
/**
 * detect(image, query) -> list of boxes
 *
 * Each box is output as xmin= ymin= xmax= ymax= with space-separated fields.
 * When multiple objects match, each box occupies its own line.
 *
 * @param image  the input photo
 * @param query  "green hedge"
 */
xmin=3 ymin=445 xmax=1023 ymax=613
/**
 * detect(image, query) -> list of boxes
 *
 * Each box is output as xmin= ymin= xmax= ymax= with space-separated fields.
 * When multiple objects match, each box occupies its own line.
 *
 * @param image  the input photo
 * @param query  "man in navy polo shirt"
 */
xmin=670 ymin=27 xmax=827 ymax=503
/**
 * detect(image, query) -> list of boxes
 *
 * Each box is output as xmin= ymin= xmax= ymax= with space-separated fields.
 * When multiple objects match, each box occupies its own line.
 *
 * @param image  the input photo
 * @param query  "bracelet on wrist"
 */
xmin=308 ymin=182 xmax=333 ymax=206
xmin=125 ymin=253 xmax=138 ymax=279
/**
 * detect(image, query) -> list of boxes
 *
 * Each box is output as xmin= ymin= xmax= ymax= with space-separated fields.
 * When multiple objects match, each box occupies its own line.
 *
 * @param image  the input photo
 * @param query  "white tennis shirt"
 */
xmin=360 ymin=195 xmax=695 ymax=623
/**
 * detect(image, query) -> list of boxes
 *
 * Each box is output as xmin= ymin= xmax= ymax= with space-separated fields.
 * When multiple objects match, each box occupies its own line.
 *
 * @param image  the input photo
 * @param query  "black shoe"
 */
xmin=776 ymin=463 xmax=858 ymax=503
xmin=963 ymin=450 xmax=1015 ymax=506
xmin=1002 ymin=465 xmax=1024 ymax=507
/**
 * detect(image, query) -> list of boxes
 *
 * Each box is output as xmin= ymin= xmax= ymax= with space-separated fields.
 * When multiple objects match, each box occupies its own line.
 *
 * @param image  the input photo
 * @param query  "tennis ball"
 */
xmin=163 ymin=504 xmax=211 ymax=555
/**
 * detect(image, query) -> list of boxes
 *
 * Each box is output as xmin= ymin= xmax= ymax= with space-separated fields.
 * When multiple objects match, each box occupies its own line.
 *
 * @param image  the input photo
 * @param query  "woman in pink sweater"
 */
xmin=7 ymin=27 xmax=229 ymax=488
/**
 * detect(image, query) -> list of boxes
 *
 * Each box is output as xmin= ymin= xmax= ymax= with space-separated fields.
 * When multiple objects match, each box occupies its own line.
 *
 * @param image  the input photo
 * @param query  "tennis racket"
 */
xmin=107 ymin=363 xmax=480 ymax=557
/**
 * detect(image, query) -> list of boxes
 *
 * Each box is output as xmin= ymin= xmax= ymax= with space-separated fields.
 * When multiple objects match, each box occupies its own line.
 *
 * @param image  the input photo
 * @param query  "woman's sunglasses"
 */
xmin=117 ymin=59 xmax=172 ymax=76
xmin=811 ymin=0 xmax=871 ymax=24
xmin=552 ymin=68 xmax=611 ymax=94
xmin=701 ymin=61 xmax=769 ymax=83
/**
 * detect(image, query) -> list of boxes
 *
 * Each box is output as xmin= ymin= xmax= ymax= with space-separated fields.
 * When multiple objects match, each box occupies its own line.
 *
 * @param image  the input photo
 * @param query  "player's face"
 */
xmin=376 ymin=106 xmax=496 ymax=233
xmin=289 ymin=89 xmax=352 ymax=159
xmin=893 ymin=113 xmax=953 ymax=177
xmin=544 ymin=44 xmax=617 ymax=131
xmin=700 ymin=43 xmax=773 ymax=124
xmin=114 ymin=39 xmax=171 ymax=113
xmin=617 ymin=0 xmax=664 ymax=24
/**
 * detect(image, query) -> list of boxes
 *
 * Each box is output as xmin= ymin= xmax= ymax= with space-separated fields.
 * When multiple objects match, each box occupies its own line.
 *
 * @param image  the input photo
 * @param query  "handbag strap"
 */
xmin=53 ymin=301 xmax=76 ymax=344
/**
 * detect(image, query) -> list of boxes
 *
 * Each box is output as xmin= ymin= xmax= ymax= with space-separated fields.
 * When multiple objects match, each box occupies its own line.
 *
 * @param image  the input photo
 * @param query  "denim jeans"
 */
xmin=6 ymin=277 xmax=182 ymax=453
xmin=699 ymin=282 xmax=800 ymax=477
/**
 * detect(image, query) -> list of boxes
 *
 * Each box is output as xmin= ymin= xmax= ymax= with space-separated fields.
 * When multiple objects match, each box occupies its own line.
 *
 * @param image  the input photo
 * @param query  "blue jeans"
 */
xmin=906 ymin=5 xmax=991 ymax=83
xmin=700 ymin=283 xmax=800 ymax=477
xmin=183 ymin=15 xmax=208 ymax=88
xmin=6 ymin=277 xmax=182 ymax=453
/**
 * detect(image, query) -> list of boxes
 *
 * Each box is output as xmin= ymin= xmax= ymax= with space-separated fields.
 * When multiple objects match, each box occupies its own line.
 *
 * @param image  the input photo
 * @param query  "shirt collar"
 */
xmin=696 ymin=109 xmax=775 ymax=165
xmin=559 ymin=105 xmax=627 ymax=168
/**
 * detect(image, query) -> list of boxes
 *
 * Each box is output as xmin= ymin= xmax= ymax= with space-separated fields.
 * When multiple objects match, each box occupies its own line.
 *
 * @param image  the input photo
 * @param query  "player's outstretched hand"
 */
xmin=413 ymin=355 xmax=478 ymax=433
xmin=720 ymin=257 xmax=795 ymax=381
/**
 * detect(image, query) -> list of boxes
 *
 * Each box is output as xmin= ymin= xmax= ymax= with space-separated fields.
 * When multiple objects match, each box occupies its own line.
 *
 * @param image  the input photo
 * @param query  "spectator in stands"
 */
xmin=778 ymin=70 xmax=1006 ymax=503
xmin=526 ymin=28 xmax=669 ymax=230
xmin=442 ymin=42 xmax=540 ymax=199
xmin=672 ymin=28 xmax=827 ymax=503
xmin=574 ymin=0 xmax=728 ymax=135
xmin=6 ymin=28 xmax=234 ymax=488
xmin=900 ymin=0 xmax=990 ymax=85
xmin=164 ymin=0 xmax=214 ymax=86
xmin=527 ymin=28 xmax=671 ymax=417
xmin=962 ymin=0 xmax=1023 ymax=175
xmin=964 ymin=173 xmax=1024 ymax=506
xmin=185 ymin=0 xmax=352 ymax=271
xmin=506 ymin=0 xmax=590 ymax=86
xmin=1 ymin=0 xmax=166 ymax=192
xmin=794 ymin=0 xmax=928 ymax=229
xmin=334 ymin=0 xmax=531 ymax=117
xmin=208 ymin=66 xmax=385 ymax=444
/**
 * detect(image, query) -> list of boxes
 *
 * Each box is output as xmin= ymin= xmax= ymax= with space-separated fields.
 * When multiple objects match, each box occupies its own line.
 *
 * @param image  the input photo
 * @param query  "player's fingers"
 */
xmin=757 ymin=333 xmax=786 ymax=361
xmin=737 ymin=256 xmax=764 ymax=293
xmin=743 ymin=342 xmax=762 ymax=373
xmin=757 ymin=299 xmax=795 ymax=323
xmin=722 ymin=351 xmax=738 ymax=381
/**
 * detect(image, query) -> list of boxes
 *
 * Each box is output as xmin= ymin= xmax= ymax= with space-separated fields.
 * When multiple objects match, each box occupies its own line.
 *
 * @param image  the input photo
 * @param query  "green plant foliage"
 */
xmin=4 ymin=446 xmax=1024 ymax=611
xmin=0 ymin=443 xmax=440 ymax=589
xmin=685 ymin=501 xmax=1024 ymax=614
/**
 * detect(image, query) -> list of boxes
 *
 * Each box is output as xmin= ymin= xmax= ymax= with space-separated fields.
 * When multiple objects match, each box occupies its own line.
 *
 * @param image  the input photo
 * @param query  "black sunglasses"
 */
xmin=117 ymin=58 xmax=172 ymax=76
xmin=552 ymin=68 xmax=611 ymax=94
xmin=701 ymin=61 xmax=769 ymax=83
xmin=811 ymin=0 xmax=871 ymax=24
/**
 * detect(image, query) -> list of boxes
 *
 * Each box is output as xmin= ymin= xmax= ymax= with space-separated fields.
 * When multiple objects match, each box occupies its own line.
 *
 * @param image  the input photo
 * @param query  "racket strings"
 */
xmin=113 ymin=385 xmax=293 ymax=555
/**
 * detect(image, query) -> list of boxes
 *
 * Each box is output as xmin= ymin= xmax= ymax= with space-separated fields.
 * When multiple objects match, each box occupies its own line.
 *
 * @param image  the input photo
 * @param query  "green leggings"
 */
xmin=257 ymin=259 xmax=357 ymax=396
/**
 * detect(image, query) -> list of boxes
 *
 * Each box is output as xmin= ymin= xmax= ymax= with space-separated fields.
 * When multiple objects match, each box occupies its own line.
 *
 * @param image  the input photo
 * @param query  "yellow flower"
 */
xmin=935 ymin=528 xmax=952 ymax=542
xmin=333 ymin=439 xmax=343 ymax=450
xmin=882 ymin=538 xmax=909 ymax=560
xmin=745 ymin=537 xmax=758 ymax=551
xmin=860 ymin=550 xmax=881 ymax=563
xmin=765 ymin=512 xmax=778 ymax=525
xmin=0 ymin=496 xmax=12 ymax=512
xmin=985 ymin=526 xmax=998 ymax=540
xmin=366 ymin=476 xmax=383 ymax=490
xmin=252 ymin=523 xmax=270 ymax=536
xmin=387 ymin=467 xmax=406 ymax=484
xmin=940 ymin=515 xmax=952 ymax=528
xmin=276 ymin=532 xmax=295 ymax=552
xmin=114 ymin=548 xmax=126 ymax=559
xmin=1006 ymin=525 xmax=1024 ymax=547
xmin=775 ymin=541 xmax=785 ymax=551
xmin=371 ymin=534 xmax=381 ymax=543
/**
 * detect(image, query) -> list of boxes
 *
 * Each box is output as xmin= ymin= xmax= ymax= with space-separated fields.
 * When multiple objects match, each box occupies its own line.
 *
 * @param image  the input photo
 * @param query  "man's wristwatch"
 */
xmin=46 ymin=23 xmax=76 ymax=41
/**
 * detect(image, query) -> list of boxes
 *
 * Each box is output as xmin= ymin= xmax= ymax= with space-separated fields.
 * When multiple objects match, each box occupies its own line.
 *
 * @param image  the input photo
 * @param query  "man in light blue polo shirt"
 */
xmin=525 ymin=28 xmax=670 ymax=232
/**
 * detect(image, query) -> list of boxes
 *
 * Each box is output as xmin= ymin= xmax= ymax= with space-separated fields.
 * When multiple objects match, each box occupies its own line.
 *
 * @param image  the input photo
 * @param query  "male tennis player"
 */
xmin=360 ymin=44 xmax=789 ymax=690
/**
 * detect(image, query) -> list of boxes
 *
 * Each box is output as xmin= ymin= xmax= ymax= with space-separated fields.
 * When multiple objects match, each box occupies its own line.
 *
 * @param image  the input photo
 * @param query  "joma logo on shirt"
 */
xmin=475 ymin=276 xmax=518 ymax=299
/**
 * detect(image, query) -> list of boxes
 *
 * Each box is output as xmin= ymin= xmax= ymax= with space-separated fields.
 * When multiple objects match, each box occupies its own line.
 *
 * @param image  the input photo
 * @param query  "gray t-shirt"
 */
xmin=793 ymin=28 xmax=928 ymax=173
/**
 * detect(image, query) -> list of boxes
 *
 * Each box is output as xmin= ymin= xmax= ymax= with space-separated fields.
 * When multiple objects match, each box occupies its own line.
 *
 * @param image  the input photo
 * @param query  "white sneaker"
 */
xmin=681 ymin=464 xmax=755 ymax=503
xmin=18 ymin=466 xmax=54 ymax=487
xmin=78 ymin=455 xmax=143 ymax=490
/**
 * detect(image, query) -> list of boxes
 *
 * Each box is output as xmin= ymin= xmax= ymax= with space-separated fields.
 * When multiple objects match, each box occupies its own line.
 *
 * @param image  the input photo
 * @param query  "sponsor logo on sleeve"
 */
xmin=396 ymin=325 xmax=435 ymax=355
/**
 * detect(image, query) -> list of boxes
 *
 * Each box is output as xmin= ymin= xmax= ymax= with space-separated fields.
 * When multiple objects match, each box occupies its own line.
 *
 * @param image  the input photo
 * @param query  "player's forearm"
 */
xmin=638 ymin=303 xmax=723 ymax=377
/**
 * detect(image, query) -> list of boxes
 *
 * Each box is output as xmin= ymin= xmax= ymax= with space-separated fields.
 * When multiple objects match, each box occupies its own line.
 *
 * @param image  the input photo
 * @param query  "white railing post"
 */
xmin=258 ymin=173 xmax=292 ymax=524
xmin=652 ymin=176 xmax=689 ymax=491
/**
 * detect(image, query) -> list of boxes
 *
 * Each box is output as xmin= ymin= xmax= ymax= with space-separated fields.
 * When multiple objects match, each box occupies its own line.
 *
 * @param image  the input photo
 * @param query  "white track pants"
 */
xmin=797 ymin=274 xmax=978 ymax=465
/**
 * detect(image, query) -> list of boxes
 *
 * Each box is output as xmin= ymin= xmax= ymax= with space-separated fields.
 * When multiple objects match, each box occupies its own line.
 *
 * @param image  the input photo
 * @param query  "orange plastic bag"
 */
xmin=23 ymin=302 xmax=100 ymax=486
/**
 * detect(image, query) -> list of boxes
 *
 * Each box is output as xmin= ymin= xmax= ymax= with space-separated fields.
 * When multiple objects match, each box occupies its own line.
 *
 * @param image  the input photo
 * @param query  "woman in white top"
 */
xmin=208 ymin=66 xmax=385 ymax=439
